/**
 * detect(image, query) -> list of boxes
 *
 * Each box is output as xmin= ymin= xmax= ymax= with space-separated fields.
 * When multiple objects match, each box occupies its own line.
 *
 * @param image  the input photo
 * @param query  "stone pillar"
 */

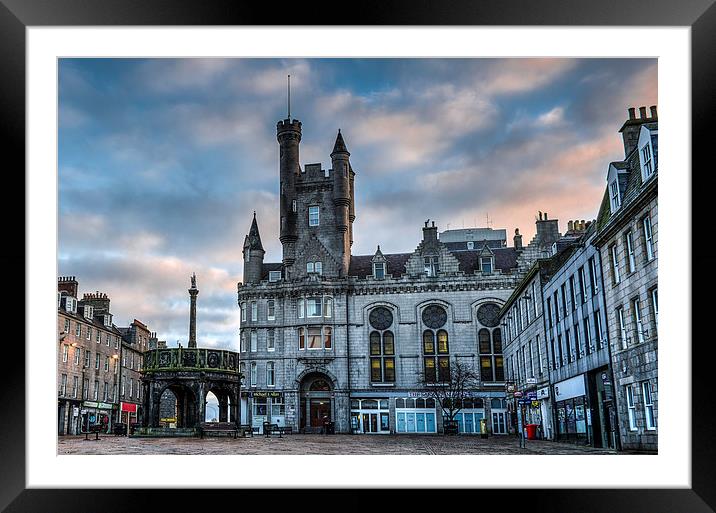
xmin=219 ymin=395 xmax=228 ymax=422
xmin=188 ymin=273 xmax=198 ymax=348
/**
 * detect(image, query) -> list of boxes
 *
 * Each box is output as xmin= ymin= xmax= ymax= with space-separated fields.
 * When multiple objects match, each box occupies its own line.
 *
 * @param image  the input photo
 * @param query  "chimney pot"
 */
xmin=568 ymin=220 xmax=574 ymax=231
xmin=650 ymin=105 xmax=657 ymax=118
xmin=639 ymin=106 xmax=647 ymax=119
xmin=544 ymin=212 xmax=548 ymax=220
xmin=628 ymin=107 xmax=636 ymax=119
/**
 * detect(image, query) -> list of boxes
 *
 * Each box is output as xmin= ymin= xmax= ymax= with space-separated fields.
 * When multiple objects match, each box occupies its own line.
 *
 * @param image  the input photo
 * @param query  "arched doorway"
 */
xmin=205 ymin=388 xmax=234 ymax=423
xmin=156 ymin=384 xmax=197 ymax=429
xmin=300 ymin=373 xmax=333 ymax=433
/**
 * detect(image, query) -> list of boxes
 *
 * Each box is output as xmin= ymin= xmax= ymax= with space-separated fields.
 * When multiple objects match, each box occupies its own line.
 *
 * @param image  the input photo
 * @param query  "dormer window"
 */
xmin=424 ymin=256 xmax=439 ymax=277
xmin=103 ymin=314 xmax=112 ymax=327
xmin=84 ymin=305 xmax=94 ymax=319
xmin=640 ymin=143 xmax=654 ymax=181
xmin=480 ymin=256 xmax=493 ymax=274
xmin=467 ymin=241 xmax=474 ymax=250
xmin=308 ymin=206 xmax=320 ymax=226
xmin=373 ymin=262 xmax=385 ymax=279
xmin=609 ymin=180 xmax=621 ymax=211
xmin=306 ymin=261 xmax=322 ymax=275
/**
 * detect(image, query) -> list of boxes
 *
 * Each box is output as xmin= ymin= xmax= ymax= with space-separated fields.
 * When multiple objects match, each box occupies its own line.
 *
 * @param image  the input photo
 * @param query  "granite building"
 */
xmin=593 ymin=106 xmax=658 ymax=452
xmin=117 ymin=319 xmax=152 ymax=428
xmin=237 ymin=115 xmax=557 ymax=434
xmin=57 ymin=277 xmax=124 ymax=434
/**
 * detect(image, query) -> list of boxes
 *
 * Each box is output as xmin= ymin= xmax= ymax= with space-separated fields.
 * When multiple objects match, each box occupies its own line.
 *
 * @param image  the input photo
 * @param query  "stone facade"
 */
xmin=237 ymin=116 xmax=557 ymax=435
xmin=117 ymin=319 xmax=152 ymax=427
xmin=593 ymin=107 xmax=658 ymax=452
xmin=57 ymin=277 xmax=124 ymax=435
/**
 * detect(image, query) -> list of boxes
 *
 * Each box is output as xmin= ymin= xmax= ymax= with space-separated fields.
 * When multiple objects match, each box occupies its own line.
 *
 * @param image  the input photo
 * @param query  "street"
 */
xmin=58 ymin=434 xmax=620 ymax=455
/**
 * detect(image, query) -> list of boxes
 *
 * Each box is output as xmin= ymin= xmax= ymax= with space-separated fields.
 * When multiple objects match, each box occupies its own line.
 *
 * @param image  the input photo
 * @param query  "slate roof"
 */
xmin=348 ymin=247 xmax=518 ymax=278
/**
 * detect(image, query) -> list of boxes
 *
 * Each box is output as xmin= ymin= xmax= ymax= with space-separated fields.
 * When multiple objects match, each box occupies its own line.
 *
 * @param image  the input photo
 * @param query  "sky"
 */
xmin=58 ymin=58 xmax=657 ymax=351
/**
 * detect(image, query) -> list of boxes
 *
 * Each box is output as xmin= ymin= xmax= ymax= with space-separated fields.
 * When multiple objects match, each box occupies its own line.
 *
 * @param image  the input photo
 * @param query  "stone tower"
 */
xmin=242 ymin=212 xmax=265 ymax=285
xmin=276 ymin=117 xmax=356 ymax=279
xmin=188 ymin=273 xmax=198 ymax=348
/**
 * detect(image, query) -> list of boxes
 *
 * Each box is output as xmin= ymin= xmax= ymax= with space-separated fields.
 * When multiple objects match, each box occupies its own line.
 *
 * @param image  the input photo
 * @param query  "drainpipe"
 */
xmin=345 ymin=287 xmax=352 ymax=434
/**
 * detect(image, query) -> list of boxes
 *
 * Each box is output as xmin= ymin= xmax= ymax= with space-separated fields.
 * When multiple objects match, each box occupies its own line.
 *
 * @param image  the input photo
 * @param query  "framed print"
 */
xmin=3 ymin=0 xmax=715 ymax=511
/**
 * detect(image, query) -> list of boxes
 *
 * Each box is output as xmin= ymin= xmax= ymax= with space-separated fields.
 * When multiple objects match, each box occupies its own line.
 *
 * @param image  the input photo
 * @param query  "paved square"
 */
xmin=58 ymin=434 xmax=620 ymax=455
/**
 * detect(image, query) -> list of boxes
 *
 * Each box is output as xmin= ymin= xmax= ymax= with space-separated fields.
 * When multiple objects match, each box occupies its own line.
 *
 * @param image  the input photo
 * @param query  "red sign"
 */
xmin=513 ymin=391 xmax=523 ymax=398
xmin=121 ymin=402 xmax=137 ymax=413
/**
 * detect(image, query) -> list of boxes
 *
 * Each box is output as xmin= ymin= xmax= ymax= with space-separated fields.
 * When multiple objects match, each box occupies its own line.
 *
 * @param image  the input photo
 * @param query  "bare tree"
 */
xmin=422 ymin=358 xmax=480 ymax=430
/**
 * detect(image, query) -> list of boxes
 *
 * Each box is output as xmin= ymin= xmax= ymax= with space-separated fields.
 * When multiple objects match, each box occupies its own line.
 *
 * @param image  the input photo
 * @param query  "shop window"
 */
xmin=271 ymin=396 xmax=285 ymax=416
xmin=253 ymin=397 xmax=267 ymax=416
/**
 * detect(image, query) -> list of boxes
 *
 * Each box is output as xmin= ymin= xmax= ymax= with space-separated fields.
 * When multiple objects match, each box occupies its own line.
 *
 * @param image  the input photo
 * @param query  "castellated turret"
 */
xmin=277 ymin=118 xmax=302 ymax=268
xmin=243 ymin=212 xmax=265 ymax=284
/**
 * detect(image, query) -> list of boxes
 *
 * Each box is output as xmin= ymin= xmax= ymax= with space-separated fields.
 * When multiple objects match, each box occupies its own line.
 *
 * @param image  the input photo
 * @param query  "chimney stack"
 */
xmin=568 ymin=220 xmax=574 ymax=232
xmin=639 ymin=106 xmax=647 ymax=119
xmin=628 ymin=107 xmax=636 ymax=119
xmin=620 ymin=105 xmax=657 ymax=157
xmin=513 ymin=228 xmax=523 ymax=250
xmin=422 ymin=219 xmax=439 ymax=245
xmin=650 ymin=105 xmax=657 ymax=118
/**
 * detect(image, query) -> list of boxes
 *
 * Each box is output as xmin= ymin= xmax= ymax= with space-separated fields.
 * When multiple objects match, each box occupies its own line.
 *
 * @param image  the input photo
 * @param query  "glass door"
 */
xmin=492 ymin=411 xmax=507 ymax=434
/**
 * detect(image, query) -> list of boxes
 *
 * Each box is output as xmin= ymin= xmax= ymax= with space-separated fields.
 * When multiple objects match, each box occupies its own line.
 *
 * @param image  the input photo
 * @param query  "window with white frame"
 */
xmin=269 ymin=270 xmax=282 ymax=282
xmin=626 ymin=385 xmax=637 ymax=430
xmin=251 ymin=301 xmax=257 ymax=322
xmin=616 ymin=307 xmax=627 ymax=349
xmin=569 ymin=276 xmax=577 ymax=311
xmin=324 ymin=297 xmax=333 ymax=318
xmin=297 ymin=298 xmax=305 ymax=319
xmin=241 ymin=302 xmax=246 ymax=322
xmin=250 ymin=362 xmax=257 ymax=386
xmin=578 ymin=266 xmax=586 ymax=304
xmin=625 ymin=231 xmax=635 ymax=273
xmin=267 ymin=329 xmax=275 ymax=351
xmin=267 ymin=300 xmax=275 ymax=320
xmin=574 ymin=323 xmax=582 ymax=358
xmin=307 ymin=297 xmax=322 ymax=317
xmin=266 ymin=361 xmax=275 ymax=387
xmin=83 ymin=378 xmax=89 ymax=400
xmin=632 ymin=298 xmax=645 ymax=343
xmin=63 ymin=317 xmax=70 ymax=333
xmin=239 ymin=362 xmax=246 ymax=384
xmin=315 ymin=261 xmax=322 ymax=275
xmin=640 ymin=143 xmax=654 ymax=181
xmin=292 ymin=199 xmax=297 ymax=213
xmin=584 ymin=318 xmax=592 ymax=354
xmin=84 ymin=350 xmax=90 ymax=368
xmin=373 ymin=261 xmax=385 ymax=279
xmin=536 ymin=334 xmax=543 ymax=375
xmin=96 ymin=329 xmax=100 ymax=343
xmin=610 ymin=180 xmax=621 ymax=211
xmin=250 ymin=331 xmax=258 ymax=352
xmin=594 ymin=310 xmax=604 ymax=349
xmin=87 ymin=326 xmax=92 ymax=340
xmin=60 ymin=374 xmax=67 ymax=396
xmin=610 ymin=244 xmax=621 ymax=284
xmin=651 ymin=288 xmax=658 ymax=328
xmin=308 ymin=206 xmax=320 ymax=226
xmin=588 ymin=257 xmax=599 ymax=295
xmin=643 ymin=216 xmax=654 ymax=261
xmin=73 ymin=346 xmax=81 ymax=366
xmin=71 ymin=376 xmax=78 ymax=398
xmin=480 ymin=256 xmax=493 ymax=274
xmin=94 ymin=380 xmax=99 ymax=400
xmin=103 ymin=382 xmax=109 ymax=402
xmin=467 ymin=241 xmax=474 ymax=250
xmin=424 ymin=256 xmax=439 ymax=277
xmin=642 ymin=381 xmax=656 ymax=430
xmin=62 ymin=344 xmax=68 ymax=363
xmin=75 ymin=323 xmax=82 ymax=337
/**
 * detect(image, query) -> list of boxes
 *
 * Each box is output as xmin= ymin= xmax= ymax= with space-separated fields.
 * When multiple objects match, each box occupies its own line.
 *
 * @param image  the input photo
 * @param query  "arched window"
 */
xmin=422 ymin=304 xmax=450 ymax=383
xmin=368 ymin=307 xmax=395 ymax=383
xmin=478 ymin=327 xmax=504 ymax=382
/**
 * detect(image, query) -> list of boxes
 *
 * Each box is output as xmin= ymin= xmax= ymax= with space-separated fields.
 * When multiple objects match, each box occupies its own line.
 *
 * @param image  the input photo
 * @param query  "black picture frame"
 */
xmin=2 ymin=1 xmax=712 ymax=511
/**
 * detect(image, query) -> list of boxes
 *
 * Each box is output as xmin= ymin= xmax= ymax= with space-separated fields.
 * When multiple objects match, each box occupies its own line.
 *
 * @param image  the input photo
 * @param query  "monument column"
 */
xmin=188 ymin=273 xmax=198 ymax=348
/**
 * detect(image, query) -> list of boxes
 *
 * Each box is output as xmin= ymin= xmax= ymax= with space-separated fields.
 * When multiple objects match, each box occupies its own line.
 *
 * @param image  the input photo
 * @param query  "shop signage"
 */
xmin=252 ymin=391 xmax=282 ymax=398
xmin=121 ymin=402 xmax=137 ymax=413
xmin=83 ymin=401 xmax=112 ymax=409
xmin=407 ymin=391 xmax=432 ymax=398
xmin=72 ymin=407 xmax=79 ymax=417
xmin=537 ymin=387 xmax=550 ymax=399
xmin=526 ymin=392 xmax=537 ymax=400
xmin=513 ymin=391 xmax=523 ymax=398
xmin=554 ymin=375 xmax=586 ymax=402
xmin=526 ymin=378 xmax=537 ymax=385
xmin=531 ymin=400 xmax=540 ymax=408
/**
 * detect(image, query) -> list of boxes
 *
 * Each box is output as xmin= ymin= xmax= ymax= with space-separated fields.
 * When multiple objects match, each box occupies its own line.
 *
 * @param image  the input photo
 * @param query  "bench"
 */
xmin=82 ymin=424 xmax=102 ymax=441
xmin=263 ymin=422 xmax=291 ymax=437
xmin=198 ymin=422 xmax=238 ymax=439
xmin=238 ymin=424 xmax=254 ymax=437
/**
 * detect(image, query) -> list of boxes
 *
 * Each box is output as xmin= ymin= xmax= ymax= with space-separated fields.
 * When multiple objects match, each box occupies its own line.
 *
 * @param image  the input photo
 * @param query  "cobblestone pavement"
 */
xmin=58 ymin=434 xmax=620 ymax=455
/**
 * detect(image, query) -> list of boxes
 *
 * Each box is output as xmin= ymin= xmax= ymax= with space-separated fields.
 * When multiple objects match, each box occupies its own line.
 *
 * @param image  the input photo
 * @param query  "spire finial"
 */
xmin=253 ymin=210 xmax=256 ymax=219
xmin=287 ymin=74 xmax=291 ymax=120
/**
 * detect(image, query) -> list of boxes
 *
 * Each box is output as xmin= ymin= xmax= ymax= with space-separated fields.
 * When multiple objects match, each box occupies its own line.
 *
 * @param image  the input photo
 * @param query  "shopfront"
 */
xmin=554 ymin=375 xmax=589 ymax=444
xmin=120 ymin=402 xmax=138 ymax=427
xmin=491 ymin=398 xmax=508 ymax=434
xmin=247 ymin=391 xmax=284 ymax=434
xmin=81 ymin=401 xmax=114 ymax=433
xmin=450 ymin=398 xmax=485 ymax=434
xmin=395 ymin=397 xmax=437 ymax=434
xmin=350 ymin=398 xmax=390 ymax=434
